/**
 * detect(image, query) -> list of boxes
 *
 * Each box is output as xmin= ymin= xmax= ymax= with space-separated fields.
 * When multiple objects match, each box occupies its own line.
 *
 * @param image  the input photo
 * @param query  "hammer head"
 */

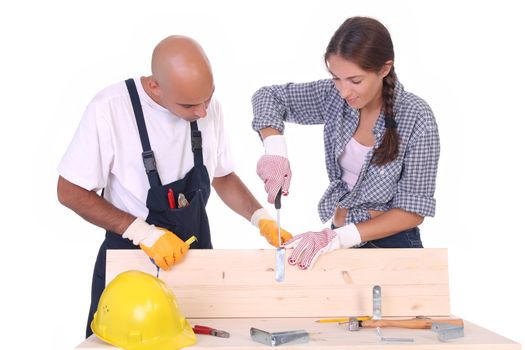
xmin=348 ymin=318 xmax=360 ymax=331
xmin=343 ymin=316 xmax=371 ymax=331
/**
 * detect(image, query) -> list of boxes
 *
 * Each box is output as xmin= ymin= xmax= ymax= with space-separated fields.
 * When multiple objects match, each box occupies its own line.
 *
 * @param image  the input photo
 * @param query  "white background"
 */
xmin=1 ymin=0 xmax=523 ymax=349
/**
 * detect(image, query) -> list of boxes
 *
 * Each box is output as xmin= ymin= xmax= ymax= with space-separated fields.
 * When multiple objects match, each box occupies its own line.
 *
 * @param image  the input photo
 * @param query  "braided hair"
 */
xmin=325 ymin=17 xmax=399 ymax=165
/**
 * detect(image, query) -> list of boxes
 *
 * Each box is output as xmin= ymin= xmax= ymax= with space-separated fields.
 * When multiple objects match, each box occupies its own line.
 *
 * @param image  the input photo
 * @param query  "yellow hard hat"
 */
xmin=91 ymin=270 xmax=196 ymax=350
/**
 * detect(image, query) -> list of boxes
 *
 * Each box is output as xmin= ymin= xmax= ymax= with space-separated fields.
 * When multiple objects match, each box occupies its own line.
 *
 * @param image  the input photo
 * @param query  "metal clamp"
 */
xmin=250 ymin=328 xmax=309 ymax=347
xmin=432 ymin=322 xmax=465 ymax=342
xmin=371 ymin=285 xmax=414 ymax=343
xmin=376 ymin=327 xmax=414 ymax=343
xmin=372 ymin=285 xmax=381 ymax=320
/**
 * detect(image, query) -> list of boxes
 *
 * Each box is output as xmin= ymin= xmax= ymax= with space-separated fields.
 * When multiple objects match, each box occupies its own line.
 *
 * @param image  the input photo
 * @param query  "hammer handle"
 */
xmin=361 ymin=318 xmax=464 ymax=329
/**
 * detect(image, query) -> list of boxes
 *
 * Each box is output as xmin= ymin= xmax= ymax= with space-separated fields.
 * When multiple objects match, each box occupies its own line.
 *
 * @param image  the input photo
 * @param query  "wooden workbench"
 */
xmin=75 ymin=249 xmax=521 ymax=349
xmin=78 ymin=318 xmax=518 ymax=349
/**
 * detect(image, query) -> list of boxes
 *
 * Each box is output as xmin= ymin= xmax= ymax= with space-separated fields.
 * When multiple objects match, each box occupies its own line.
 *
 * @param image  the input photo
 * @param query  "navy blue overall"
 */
xmin=85 ymin=79 xmax=212 ymax=337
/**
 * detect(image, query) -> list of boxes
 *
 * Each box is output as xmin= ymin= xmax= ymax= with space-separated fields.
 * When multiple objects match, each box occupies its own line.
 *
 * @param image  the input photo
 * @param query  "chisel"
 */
xmin=275 ymin=188 xmax=285 ymax=282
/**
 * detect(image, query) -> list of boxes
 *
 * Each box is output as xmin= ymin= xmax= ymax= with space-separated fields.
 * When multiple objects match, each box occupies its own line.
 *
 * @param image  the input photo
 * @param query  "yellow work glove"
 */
xmin=123 ymin=218 xmax=189 ymax=270
xmin=251 ymin=208 xmax=293 ymax=247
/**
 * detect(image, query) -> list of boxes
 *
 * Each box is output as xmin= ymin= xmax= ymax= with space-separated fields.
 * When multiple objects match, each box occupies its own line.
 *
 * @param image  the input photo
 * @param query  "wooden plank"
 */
xmin=76 ymin=319 xmax=521 ymax=350
xmin=106 ymin=248 xmax=450 ymax=317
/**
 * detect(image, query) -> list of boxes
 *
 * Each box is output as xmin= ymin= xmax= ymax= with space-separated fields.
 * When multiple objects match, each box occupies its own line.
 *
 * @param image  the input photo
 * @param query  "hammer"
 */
xmin=345 ymin=317 xmax=464 ymax=331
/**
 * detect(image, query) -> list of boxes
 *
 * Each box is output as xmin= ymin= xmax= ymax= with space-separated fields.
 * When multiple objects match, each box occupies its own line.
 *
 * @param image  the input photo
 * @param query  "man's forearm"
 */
xmin=57 ymin=176 xmax=135 ymax=234
xmin=212 ymin=172 xmax=261 ymax=221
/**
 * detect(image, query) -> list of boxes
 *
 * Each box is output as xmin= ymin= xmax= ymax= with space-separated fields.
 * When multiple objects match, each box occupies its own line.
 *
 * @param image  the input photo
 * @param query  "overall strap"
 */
xmin=124 ymin=78 xmax=162 ymax=187
xmin=190 ymin=121 xmax=203 ymax=165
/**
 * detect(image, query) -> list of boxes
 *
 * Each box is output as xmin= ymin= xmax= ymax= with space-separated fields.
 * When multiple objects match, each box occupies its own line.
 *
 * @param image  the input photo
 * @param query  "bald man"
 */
xmin=57 ymin=36 xmax=292 ymax=338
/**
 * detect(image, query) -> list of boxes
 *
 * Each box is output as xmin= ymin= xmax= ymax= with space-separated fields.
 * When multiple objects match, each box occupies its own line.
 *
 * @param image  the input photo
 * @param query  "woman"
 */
xmin=252 ymin=16 xmax=440 ymax=269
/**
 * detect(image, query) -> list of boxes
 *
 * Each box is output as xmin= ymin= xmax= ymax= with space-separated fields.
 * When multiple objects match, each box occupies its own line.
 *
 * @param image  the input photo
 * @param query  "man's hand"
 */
xmin=251 ymin=208 xmax=293 ymax=247
xmin=284 ymin=225 xmax=362 ymax=270
xmin=259 ymin=219 xmax=293 ymax=247
xmin=123 ymin=218 xmax=189 ymax=270
xmin=257 ymin=135 xmax=291 ymax=204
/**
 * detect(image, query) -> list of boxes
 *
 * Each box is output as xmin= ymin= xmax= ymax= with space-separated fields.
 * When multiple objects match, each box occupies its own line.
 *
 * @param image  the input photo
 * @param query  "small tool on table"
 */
xmin=274 ymin=188 xmax=285 ymax=282
xmin=431 ymin=322 xmax=465 ymax=342
xmin=250 ymin=327 xmax=309 ymax=347
xmin=192 ymin=325 xmax=230 ymax=338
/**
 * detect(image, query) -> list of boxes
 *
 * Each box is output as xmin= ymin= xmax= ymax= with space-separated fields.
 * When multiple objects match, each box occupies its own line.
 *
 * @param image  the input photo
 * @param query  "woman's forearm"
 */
xmin=356 ymin=208 xmax=424 ymax=242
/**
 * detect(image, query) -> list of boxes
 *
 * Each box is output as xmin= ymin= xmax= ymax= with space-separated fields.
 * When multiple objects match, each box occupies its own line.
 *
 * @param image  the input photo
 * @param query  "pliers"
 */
xmin=192 ymin=325 xmax=230 ymax=338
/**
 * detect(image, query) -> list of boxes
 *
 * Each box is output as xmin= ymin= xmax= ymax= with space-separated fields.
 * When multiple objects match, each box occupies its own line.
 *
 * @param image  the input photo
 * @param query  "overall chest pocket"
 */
xmin=360 ymin=160 xmax=403 ymax=202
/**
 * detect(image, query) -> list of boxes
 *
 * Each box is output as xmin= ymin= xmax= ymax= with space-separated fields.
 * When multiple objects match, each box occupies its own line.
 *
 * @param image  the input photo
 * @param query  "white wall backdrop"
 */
xmin=0 ymin=0 xmax=523 ymax=348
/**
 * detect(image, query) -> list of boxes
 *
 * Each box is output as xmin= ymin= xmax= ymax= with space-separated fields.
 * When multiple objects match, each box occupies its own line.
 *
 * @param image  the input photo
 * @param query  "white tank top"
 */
xmin=339 ymin=137 xmax=373 ymax=191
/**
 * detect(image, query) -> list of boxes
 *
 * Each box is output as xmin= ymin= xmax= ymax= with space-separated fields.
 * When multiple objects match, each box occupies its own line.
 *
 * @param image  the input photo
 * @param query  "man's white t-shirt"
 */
xmin=58 ymin=77 xmax=235 ymax=219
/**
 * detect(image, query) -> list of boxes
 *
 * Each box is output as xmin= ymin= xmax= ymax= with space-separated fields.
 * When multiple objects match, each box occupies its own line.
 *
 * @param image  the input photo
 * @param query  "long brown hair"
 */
xmin=325 ymin=17 xmax=399 ymax=165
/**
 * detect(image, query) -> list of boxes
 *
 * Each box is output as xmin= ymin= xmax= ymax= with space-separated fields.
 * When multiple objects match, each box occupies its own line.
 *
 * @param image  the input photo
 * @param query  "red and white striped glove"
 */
xmin=256 ymin=135 xmax=291 ymax=204
xmin=284 ymin=225 xmax=362 ymax=270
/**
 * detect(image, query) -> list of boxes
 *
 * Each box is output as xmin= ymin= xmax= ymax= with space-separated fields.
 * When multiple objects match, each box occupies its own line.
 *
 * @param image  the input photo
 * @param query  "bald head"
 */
xmin=151 ymin=36 xmax=214 ymax=105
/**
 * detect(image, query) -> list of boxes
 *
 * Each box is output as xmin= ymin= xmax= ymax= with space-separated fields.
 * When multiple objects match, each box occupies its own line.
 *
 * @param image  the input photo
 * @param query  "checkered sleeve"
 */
xmin=252 ymin=79 xmax=334 ymax=134
xmin=392 ymin=107 xmax=440 ymax=217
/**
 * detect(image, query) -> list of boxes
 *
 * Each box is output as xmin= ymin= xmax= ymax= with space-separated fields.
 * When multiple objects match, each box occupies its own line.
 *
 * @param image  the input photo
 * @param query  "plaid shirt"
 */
xmin=252 ymin=79 xmax=440 ymax=225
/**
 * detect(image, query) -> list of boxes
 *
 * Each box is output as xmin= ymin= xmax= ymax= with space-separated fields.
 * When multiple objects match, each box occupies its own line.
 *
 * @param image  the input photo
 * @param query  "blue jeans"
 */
xmin=331 ymin=225 xmax=423 ymax=248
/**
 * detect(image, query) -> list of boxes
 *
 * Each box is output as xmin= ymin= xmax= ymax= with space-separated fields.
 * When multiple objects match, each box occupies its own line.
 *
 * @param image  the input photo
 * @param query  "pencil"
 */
xmin=315 ymin=318 xmax=349 ymax=323
xmin=315 ymin=316 xmax=371 ymax=323
xmin=185 ymin=236 xmax=198 ymax=246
